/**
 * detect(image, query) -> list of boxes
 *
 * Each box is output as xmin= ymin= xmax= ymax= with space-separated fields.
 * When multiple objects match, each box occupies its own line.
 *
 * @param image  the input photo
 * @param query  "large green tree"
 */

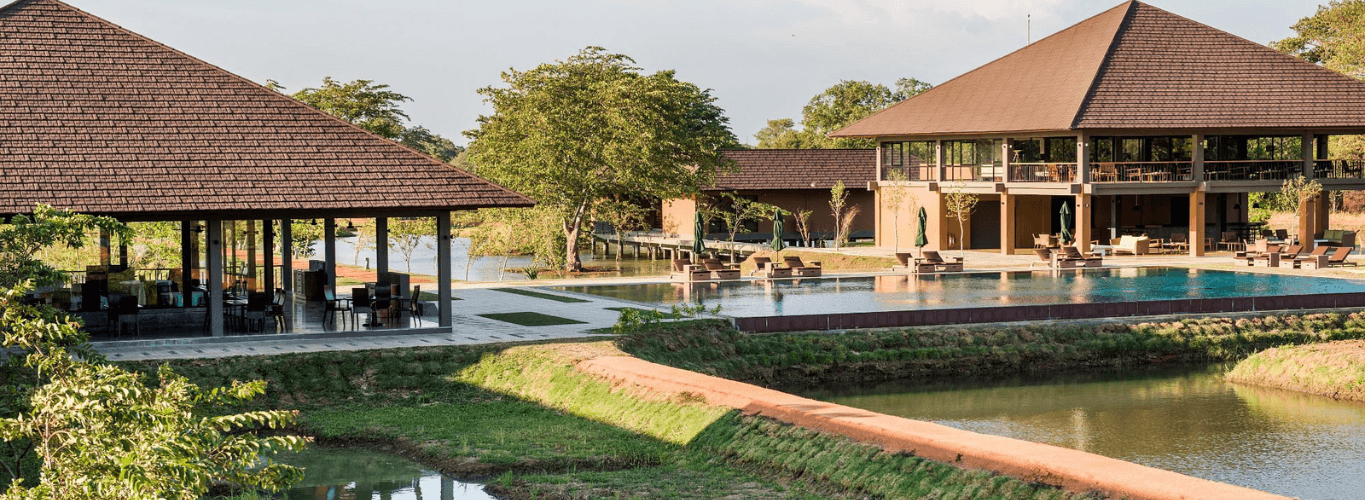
xmin=274 ymin=78 xmax=464 ymax=162
xmin=466 ymin=47 xmax=737 ymax=271
xmin=756 ymin=77 xmax=933 ymax=149
xmin=1273 ymin=1 xmax=1365 ymax=80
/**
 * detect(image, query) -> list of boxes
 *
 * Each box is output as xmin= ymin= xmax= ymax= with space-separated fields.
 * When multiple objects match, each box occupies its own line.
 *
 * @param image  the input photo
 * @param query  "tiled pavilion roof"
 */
xmin=832 ymin=0 xmax=1365 ymax=138
xmin=0 ymin=0 xmax=532 ymax=220
xmin=706 ymin=149 xmax=875 ymax=191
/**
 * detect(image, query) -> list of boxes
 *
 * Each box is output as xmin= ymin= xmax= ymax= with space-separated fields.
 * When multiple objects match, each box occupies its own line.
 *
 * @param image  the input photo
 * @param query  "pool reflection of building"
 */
xmin=291 ymin=474 xmax=481 ymax=500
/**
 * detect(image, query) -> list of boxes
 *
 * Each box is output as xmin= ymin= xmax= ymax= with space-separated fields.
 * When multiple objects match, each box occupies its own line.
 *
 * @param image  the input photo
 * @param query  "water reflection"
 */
xmin=315 ymin=236 xmax=671 ymax=282
xmin=558 ymin=268 xmax=1365 ymax=318
xmin=806 ymin=364 xmax=1365 ymax=500
xmin=268 ymin=447 xmax=493 ymax=500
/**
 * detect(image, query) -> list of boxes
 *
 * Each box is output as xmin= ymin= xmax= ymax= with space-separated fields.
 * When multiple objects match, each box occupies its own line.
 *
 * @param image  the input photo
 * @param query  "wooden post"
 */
xmin=206 ymin=220 xmax=224 ymax=337
xmin=263 ymin=220 xmax=275 ymax=293
xmin=1000 ymin=193 xmax=1014 ymax=255
xmin=1299 ymin=197 xmax=1314 ymax=247
xmin=1189 ymin=191 xmax=1206 ymax=257
xmin=1075 ymin=194 xmax=1091 ymax=253
xmin=246 ymin=220 xmax=257 ymax=292
xmin=375 ymin=217 xmax=389 ymax=281
xmin=180 ymin=221 xmax=194 ymax=307
xmin=437 ymin=212 xmax=452 ymax=328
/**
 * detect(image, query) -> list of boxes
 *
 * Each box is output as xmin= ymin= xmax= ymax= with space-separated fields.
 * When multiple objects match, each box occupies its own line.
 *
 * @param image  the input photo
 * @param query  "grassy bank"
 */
xmin=617 ymin=313 xmax=1365 ymax=389
xmin=139 ymin=341 xmax=1103 ymax=499
xmin=1226 ymin=339 xmax=1365 ymax=402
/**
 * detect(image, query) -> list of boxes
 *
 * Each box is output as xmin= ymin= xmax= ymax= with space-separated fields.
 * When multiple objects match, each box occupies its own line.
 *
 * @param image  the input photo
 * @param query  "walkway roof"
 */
xmin=0 ymin=0 xmax=533 ymax=221
xmin=707 ymin=149 xmax=875 ymax=191
xmin=832 ymin=0 xmax=1365 ymax=138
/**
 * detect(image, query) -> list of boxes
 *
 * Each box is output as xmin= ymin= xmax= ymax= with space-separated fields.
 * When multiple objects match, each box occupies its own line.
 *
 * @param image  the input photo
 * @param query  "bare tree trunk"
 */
xmin=563 ymin=202 xmax=589 ymax=272
xmin=958 ymin=218 xmax=968 ymax=259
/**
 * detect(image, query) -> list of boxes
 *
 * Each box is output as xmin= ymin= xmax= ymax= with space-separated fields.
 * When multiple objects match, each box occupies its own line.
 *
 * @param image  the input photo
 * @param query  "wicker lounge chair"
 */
xmin=783 ymin=256 xmax=822 ymax=277
xmin=1055 ymin=246 xmax=1104 ymax=268
xmin=914 ymin=251 xmax=964 ymax=273
xmin=892 ymin=252 xmax=916 ymax=272
xmin=1249 ymin=245 xmax=1286 ymax=267
xmin=1284 ymin=245 xmax=1332 ymax=269
xmin=702 ymin=258 xmax=741 ymax=280
xmin=1031 ymin=248 xmax=1053 ymax=268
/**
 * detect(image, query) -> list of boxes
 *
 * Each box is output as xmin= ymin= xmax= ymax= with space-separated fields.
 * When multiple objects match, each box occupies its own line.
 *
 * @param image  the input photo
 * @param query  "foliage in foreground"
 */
xmin=616 ymin=313 xmax=1365 ymax=389
xmin=0 ymin=285 xmax=307 ymax=499
xmin=1226 ymin=339 xmax=1365 ymax=402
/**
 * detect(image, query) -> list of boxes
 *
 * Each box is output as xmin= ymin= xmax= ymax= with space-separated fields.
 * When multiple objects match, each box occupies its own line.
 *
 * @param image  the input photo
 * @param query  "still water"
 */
xmin=311 ymin=236 xmax=671 ymax=282
xmin=266 ymin=447 xmax=494 ymax=500
xmin=556 ymin=267 xmax=1365 ymax=317
xmin=804 ymin=364 xmax=1365 ymax=500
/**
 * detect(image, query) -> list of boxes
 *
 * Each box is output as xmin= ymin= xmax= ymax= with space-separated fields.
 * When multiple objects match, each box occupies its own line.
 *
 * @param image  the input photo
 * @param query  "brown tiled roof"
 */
xmin=0 ymin=0 xmax=532 ymax=220
xmin=707 ymin=149 xmax=874 ymax=191
xmin=832 ymin=0 xmax=1365 ymax=138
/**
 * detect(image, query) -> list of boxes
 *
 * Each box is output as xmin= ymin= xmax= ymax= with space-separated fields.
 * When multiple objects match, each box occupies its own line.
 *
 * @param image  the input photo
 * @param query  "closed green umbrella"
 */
xmin=693 ymin=211 xmax=706 ymax=261
xmin=914 ymin=207 xmax=928 ymax=252
xmin=771 ymin=209 xmax=786 ymax=254
xmin=1059 ymin=203 xmax=1073 ymax=245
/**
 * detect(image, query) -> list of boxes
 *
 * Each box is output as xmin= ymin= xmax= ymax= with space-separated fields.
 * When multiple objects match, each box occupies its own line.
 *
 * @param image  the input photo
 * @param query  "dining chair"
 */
xmin=352 ymin=287 xmax=374 ymax=327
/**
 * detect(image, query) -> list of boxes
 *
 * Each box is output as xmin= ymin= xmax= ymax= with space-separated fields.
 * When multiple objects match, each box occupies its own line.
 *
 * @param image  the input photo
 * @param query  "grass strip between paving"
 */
xmin=490 ymin=287 xmax=590 ymax=303
xmin=478 ymin=312 xmax=587 ymax=327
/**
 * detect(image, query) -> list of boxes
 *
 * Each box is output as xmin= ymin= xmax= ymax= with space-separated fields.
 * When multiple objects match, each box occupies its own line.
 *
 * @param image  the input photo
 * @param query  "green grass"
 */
xmin=1226 ymin=339 xmax=1365 ymax=401
xmin=478 ymin=312 xmax=587 ymax=326
xmin=617 ymin=313 xmax=1365 ymax=389
xmin=490 ymin=287 xmax=589 ymax=303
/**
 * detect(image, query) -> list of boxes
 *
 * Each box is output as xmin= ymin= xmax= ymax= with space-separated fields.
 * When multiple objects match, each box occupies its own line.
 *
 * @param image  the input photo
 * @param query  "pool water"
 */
xmin=555 ymin=267 xmax=1365 ymax=317
xmin=264 ymin=447 xmax=493 ymax=500
xmin=803 ymin=364 xmax=1365 ymax=500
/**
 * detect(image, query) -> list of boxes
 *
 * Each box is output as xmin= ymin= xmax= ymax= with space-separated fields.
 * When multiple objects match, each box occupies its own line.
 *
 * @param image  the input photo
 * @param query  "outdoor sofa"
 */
xmin=1111 ymin=236 xmax=1150 ymax=256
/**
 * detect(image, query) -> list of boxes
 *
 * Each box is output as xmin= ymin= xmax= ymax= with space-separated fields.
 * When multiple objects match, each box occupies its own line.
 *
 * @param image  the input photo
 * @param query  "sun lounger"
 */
xmin=1054 ymin=246 xmax=1103 ymax=268
xmin=751 ymin=256 xmax=792 ymax=278
xmin=914 ymin=250 xmax=964 ymax=273
xmin=1282 ymin=245 xmax=1331 ymax=269
xmin=783 ymin=256 xmax=822 ymax=277
xmin=1328 ymin=247 xmax=1357 ymax=267
xmin=892 ymin=252 xmax=916 ymax=272
xmin=669 ymin=259 xmax=712 ymax=282
xmin=1237 ymin=244 xmax=1280 ymax=267
xmin=1250 ymin=245 xmax=1288 ymax=267
xmin=702 ymin=258 xmax=741 ymax=280
xmin=1030 ymin=248 xmax=1053 ymax=268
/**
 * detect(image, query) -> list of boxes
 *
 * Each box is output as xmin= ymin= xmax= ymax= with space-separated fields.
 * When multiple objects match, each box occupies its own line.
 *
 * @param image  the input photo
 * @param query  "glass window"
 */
xmin=1091 ymin=137 xmax=1115 ymax=163
xmin=944 ymin=140 xmax=999 ymax=166
xmin=880 ymin=141 xmax=936 ymax=167
xmin=1045 ymin=138 xmax=1077 ymax=162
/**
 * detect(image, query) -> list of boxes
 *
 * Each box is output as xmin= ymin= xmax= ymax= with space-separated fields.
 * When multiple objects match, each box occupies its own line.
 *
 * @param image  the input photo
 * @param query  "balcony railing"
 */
xmin=1203 ymin=160 xmax=1301 ymax=181
xmin=1009 ymin=163 xmax=1076 ymax=183
xmin=1092 ymin=162 xmax=1194 ymax=182
xmin=943 ymin=165 xmax=1003 ymax=183
xmin=1314 ymin=159 xmax=1365 ymax=180
xmin=880 ymin=165 xmax=937 ymax=182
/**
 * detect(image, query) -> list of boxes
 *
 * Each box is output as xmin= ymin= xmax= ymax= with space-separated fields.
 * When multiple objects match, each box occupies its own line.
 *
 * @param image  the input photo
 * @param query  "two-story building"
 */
xmin=832 ymin=0 xmax=1365 ymax=256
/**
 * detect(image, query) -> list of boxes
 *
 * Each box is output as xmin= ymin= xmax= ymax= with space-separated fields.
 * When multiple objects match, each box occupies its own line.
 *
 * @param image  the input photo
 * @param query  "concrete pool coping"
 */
xmin=578 ymin=354 xmax=1290 ymax=500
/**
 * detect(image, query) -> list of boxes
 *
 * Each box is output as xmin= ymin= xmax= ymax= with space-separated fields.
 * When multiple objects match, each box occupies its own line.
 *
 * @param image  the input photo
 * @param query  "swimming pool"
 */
xmin=555 ymin=268 xmax=1365 ymax=331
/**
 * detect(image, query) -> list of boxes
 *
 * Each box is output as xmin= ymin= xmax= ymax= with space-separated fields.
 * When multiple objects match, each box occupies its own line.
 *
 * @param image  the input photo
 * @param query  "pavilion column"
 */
xmin=375 ymin=217 xmax=389 ymax=280
xmin=437 ymin=211 xmax=452 ymax=328
xmin=1000 ymin=193 xmax=1015 ymax=255
xmin=1076 ymin=133 xmax=1090 ymax=184
xmin=180 ymin=221 xmax=193 ymax=307
xmin=281 ymin=220 xmax=294 ymax=296
xmin=206 ymin=219 xmax=224 ymax=337
xmin=1001 ymin=139 xmax=1012 ymax=183
xmin=1192 ymin=134 xmax=1205 ymax=183
xmin=1189 ymin=191 xmax=1206 ymax=257
xmin=934 ymin=140 xmax=945 ymax=182
xmin=1074 ymin=194 xmax=1091 ymax=253
xmin=247 ymin=220 xmax=257 ymax=292
xmin=323 ymin=218 xmax=337 ymax=288
xmin=1317 ymin=191 xmax=1331 ymax=237
xmin=263 ymin=220 xmax=275 ymax=293
xmin=1299 ymin=197 xmax=1314 ymax=247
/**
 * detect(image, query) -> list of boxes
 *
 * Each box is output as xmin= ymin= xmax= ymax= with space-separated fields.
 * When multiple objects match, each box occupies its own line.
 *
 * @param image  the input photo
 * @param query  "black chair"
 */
xmin=269 ymin=288 xmax=288 ymax=332
xmin=242 ymin=292 xmax=271 ymax=333
xmin=373 ymin=284 xmax=394 ymax=326
xmin=352 ymin=287 xmax=375 ymax=327
xmin=409 ymin=285 xmax=425 ymax=326
xmin=108 ymin=294 xmax=140 ymax=338
xmin=322 ymin=285 xmax=351 ymax=328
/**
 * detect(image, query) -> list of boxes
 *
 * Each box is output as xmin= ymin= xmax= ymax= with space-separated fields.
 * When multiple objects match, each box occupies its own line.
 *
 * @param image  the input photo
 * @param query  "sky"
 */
xmin=69 ymin=0 xmax=1326 ymax=146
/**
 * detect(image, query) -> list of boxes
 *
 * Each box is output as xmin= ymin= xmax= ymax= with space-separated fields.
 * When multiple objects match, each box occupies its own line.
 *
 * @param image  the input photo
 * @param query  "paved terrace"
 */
xmin=92 ymin=250 xmax=1365 ymax=362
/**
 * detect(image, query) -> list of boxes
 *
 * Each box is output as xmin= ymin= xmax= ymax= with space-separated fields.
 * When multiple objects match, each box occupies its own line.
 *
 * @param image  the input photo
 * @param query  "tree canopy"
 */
xmin=466 ymin=46 xmax=738 ymax=271
xmin=755 ymin=78 xmax=933 ymax=149
xmin=274 ymin=78 xmax=464 ymax=162
xmin=1273 ymin=0 xmax=1365 ymax=80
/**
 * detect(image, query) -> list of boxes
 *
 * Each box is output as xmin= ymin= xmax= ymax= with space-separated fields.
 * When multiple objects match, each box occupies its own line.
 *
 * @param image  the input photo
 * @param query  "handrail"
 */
xmin=1092 ymin=162 xmax=1193 ymax=182
xmin=942 ymin=165 xmax=1003 ymax=182
xmin=1314 ymin=159 xmax=1365 ymax=180
xmin=1204 ymin=160 xmax=1301 ymax=181
xmin=1009 ymin=163 xmax=1076 ymax=183
xmin=880 ymin=165 xmax=937 ymax=182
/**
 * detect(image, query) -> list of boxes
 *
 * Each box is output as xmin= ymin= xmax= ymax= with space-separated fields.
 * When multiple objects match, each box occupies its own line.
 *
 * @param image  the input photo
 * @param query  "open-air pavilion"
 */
xmin=0 ymin=0 xmax=533 ymax=338
xmin=835 ymin=0 xmax=1365 ymax=257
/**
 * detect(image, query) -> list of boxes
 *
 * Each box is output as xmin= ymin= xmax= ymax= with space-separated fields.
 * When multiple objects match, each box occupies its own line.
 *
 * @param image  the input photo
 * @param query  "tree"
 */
xmin=0 ymin=205 xmax=130 ymax=289
xmin=1281 ymin=177 xmax=1324 ymax=242
xmin=352 ymin=220 xmax=375 ymax=266
xmin=388 ymin=218 xmax=432 ymax=273
xmin=944 ymin=184 xmax=979 ymax=258
xmin=0 ymin=285 xmax=307 ymax=498
xmin=399 ymin=126 xmax=464 ymax=163
xmin=288 ymin=220 xmax=322 ymax=259
xmin=715 ymin=194 xmax=777 ymax=264
xmin=1275 ymin=2 xmax=1365 ymax=162
xmin=758 ymin=78 xmax=933 ymax=149
xmin=791 ymin=209 xmax=814 ymax=248
xmin=592 ymin=199 xmax=649 ymax=263
xmin=880 ymin=169 xmax=918 ymax=253
xmin=466 ymin=46 xmax=738 ymax=271
xmin=829 ymin=181 xmax=851 ymax=250
xmin=288 ymin=77 xmax=411 ymax=139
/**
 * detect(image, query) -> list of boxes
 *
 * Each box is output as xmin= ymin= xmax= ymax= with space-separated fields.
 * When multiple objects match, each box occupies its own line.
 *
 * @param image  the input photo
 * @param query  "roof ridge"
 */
xmin=16 ymin=0 xmax=533 ymax=206
xmin=830 ymin=0 xmax=1133 ymax=138
xmin=1070 ymin=0 xmax=1138 ymax=129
